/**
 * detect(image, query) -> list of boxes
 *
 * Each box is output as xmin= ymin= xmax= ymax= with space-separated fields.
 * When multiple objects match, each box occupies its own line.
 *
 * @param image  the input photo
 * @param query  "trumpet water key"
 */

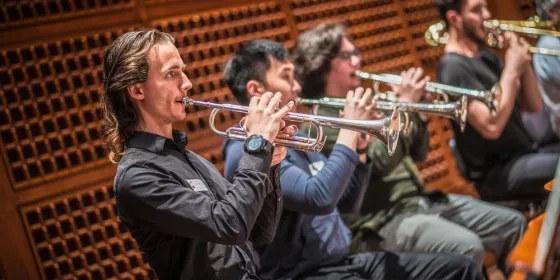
xmin=182 ymin=97 xmax=403 ymax=155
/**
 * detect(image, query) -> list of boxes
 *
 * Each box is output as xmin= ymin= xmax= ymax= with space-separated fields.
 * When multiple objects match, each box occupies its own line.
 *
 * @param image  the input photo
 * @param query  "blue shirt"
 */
xmin=222 ymin=139 xmax=370 ymax=279
xmin=534 ymin=35 xmax=560 ymax=136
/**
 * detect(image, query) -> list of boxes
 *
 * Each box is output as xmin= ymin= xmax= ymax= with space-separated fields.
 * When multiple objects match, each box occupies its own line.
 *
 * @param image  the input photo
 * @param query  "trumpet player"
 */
xmin=534 ymin=0 xmax=560 ymax=136
xmin=435 ymin=0 xmax=560 ymax=201
xmin=222 ymin=39 xmax=481 ymax=280
xmin=293 ymin=21 xmax=526 ymax=275
xmin=101 ymin=29 xmax=297 ymax=280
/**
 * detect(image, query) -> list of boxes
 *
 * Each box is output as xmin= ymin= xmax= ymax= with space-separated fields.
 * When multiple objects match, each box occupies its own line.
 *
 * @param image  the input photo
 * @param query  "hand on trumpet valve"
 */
xmin=393 ymin=67 xmax=431 ymax=103
xmin=243 ymin=92 xmax=294 ymax=143
xmin=342 ymin=87 xmax=377 ymax=120
xmin=503 ymin=32 xmax=532 ymax=75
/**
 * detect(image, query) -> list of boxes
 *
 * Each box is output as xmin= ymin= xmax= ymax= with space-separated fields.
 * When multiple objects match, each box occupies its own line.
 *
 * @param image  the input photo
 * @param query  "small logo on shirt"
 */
xmin=308 ymin=161 xmax=325 ymax=176
xmin=186 ymin=179 xmax=208 ymax=192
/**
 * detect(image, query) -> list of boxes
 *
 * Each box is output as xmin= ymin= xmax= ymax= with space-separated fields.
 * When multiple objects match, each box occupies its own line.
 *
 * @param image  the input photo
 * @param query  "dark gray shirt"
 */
xmin=114 ymin=130 xmax=282 ymax=280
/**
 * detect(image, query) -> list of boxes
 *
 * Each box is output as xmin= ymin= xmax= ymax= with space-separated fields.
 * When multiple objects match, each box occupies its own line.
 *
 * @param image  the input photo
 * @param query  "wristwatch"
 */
xmin=244 ymin=134 xmax=274 ymax=155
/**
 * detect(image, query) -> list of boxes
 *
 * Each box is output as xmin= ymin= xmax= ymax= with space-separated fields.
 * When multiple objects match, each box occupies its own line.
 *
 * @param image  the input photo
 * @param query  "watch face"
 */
xmin=247 ymin=136 xmax=263 ymax=151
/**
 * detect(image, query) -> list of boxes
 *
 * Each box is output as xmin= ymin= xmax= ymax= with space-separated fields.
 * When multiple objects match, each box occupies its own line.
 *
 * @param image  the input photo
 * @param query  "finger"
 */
xmin=266 ymin=92 xmax=283 ymax=112
xmin=258 ymin=92 xmax=274 ymax=108
xmin=280 ymin=125 xmax=298 ymax=136
xmin=359 ymin=87 xmax=372 ymax=107
xmin=346 ymin=89 xmax=355 ymax=102
xmin=353 ymin=87 xmax=364 ymax=101
xmin=412 ymin=67 xmax=424 ymax=83
xmin=273 ymin=100 xmax=294 ymax=118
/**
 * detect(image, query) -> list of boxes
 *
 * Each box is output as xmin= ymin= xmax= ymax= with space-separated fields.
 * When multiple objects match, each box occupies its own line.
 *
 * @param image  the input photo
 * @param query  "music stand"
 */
xmin=527 ymin=165 xmax=560 ymax=280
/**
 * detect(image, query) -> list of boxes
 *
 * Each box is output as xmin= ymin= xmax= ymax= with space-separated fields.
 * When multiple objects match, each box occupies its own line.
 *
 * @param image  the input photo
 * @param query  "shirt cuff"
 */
xmin=237 ymin=150 xmax=273 ymax=176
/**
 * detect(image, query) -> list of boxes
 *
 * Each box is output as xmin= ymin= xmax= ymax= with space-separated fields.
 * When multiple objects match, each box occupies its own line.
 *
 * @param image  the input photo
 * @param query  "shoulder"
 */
xmin=537 ymin=36 xmax=559 ymax=49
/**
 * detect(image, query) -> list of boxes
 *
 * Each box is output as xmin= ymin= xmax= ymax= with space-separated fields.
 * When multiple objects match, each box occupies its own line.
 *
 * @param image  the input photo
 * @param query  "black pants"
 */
xmin=299 ymin=250 xmax=483 ymax=280
xmin=479 ymin=142 xmax=560 ymax=199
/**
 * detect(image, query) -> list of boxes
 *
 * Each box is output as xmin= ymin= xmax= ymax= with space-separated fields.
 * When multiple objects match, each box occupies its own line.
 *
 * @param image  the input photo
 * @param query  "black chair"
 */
xmin=448 ymin=138 xmax=547 ymax=219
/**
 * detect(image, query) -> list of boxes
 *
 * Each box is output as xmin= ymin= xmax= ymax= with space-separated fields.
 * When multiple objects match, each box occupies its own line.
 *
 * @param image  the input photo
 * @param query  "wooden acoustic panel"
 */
xmin=291 ymin=0 xmax=416 ymax=73
xmin=21 ymin=183 xmax=155 ymax=280
xmin=0 ymin=28 xmax=137 ymax=191
xmin=0 ymin=0 xmax=134 ymax=28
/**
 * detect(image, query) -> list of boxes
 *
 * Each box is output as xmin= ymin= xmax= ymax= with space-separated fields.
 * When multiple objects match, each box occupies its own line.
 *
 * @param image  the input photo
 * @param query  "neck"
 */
xmin=445 ymin=29 xmax=480 ymax=57
xmin=137 ymin=118 xmax=174 ymax=139
xmin=324 ymin=82 xmax=347 ymax=98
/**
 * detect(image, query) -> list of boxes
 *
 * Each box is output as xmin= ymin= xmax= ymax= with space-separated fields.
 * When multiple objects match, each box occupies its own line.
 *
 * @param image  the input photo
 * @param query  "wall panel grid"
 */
xmin=0 ymin=0 xmax=134 ymax=28
xmin=0 ymin=28 xmax=136 ymax=191
xmin=21 ymin=183 xmax=156 ymax=280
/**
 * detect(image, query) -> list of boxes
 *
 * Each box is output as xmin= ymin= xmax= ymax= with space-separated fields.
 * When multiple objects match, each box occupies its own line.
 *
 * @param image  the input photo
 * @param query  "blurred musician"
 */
xmin=435 ymin=0 xmax=560 ymax=200
xmin=222 ymin=38 xmax=482 ymax=280
xmin=534 ymin=0 xmax=560 ymax=137
xmin=292 ymin=21 xmax=527 ymax=275
xmin=101 ymin=29 xmax=294 ymax=280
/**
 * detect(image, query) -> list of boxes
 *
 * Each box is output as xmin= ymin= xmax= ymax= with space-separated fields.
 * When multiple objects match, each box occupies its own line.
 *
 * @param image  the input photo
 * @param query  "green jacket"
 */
xmin=302 ymin=106 xmax=431 ymax=252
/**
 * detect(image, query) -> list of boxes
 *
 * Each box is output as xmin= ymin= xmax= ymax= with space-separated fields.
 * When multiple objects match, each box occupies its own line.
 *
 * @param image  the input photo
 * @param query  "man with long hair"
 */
xmin=101 ymin=29 xmax=294 ymax=279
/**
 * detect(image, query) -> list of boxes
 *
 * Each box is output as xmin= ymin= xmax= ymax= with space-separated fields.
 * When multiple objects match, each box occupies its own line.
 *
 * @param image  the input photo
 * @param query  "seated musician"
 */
xmin=534 ymin=0 xmax=560 ymax=137
xmin=292 ymin=21 xmax=527 ymax=275
xmin=102 ymin=29 xmax=295 ymax=279
xmin=222 ymin=38 xmax=482 ymax=280
xmin=435 ymin=0 xmax=560 ymax=200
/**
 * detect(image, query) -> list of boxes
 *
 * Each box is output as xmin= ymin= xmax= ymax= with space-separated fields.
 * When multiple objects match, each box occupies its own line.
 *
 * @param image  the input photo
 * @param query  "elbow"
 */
xmin=250 ymin=232 xmax=276 ymax=245
xmin=310 ymin=202 xmax=338 ymax=216
xmin=480 ymin=125 xmax=503 ymax=140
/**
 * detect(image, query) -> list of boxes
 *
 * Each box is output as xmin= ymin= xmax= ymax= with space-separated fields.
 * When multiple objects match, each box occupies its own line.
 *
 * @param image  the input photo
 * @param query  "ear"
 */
xmin=446 ymin=10 xmax=461 ymax=28
xmin=127 ymin=84 xmax=144 ymax=101
xmin=246 ymin=80 xmax=265 ymax=99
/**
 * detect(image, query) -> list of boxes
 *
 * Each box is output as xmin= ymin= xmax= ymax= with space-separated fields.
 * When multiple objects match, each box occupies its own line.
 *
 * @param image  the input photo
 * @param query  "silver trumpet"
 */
xmin=297 ymin=94 xmax=468 ymax=132
xmin=182 ymin=97 xmax=402 ymax=155
xmin=355 ymin=70 xmax=500 ymax=116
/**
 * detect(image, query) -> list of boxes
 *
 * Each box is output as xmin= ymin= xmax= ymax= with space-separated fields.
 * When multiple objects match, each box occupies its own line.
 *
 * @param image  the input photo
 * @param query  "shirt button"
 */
xmin=278 ymin=197 xmax=282 ymax=202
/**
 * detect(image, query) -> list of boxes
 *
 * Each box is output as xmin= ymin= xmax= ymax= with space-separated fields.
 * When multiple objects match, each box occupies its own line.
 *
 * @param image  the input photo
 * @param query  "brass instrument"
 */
xmin=296 ymin=94 xmax=467 ymax=132
xmin=425 ymin=19 xmax=560 ymax=56
xmin=182 ymin=97 xmax=402 ymax=155
xmin=355 ymin=70 xmax=499 ymax=116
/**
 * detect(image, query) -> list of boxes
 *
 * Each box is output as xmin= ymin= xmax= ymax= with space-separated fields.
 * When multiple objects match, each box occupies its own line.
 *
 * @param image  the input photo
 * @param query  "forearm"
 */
xmin=520 ymin=65 xmax=543 ymax=113
xmin=336 ymin=129 xmax=359 ymax=151
xmin=249 ymin=166 xmax=282 ymax=244
xmin=489 ymin=65 xmax=522 ymax=130
xmin=282 ymin=144 xmax=359 ymax=215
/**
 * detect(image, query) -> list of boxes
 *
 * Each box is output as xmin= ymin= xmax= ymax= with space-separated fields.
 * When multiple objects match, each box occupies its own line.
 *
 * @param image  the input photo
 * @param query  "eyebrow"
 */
xmin=279 ymin=65 xmax=294 ymax=73
xmin=162 ymin=63 xmax=186 ymax=73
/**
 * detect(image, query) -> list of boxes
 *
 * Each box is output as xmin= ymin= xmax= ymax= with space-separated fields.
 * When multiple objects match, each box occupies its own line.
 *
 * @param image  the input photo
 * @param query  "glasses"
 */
xmin=337 ymin=48 xmax=361 ymax=60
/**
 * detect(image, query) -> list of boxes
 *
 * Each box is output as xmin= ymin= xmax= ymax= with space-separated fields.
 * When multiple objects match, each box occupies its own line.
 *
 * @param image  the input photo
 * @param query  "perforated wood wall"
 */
xmin=0 ymin=0 xmax=536 ymax=279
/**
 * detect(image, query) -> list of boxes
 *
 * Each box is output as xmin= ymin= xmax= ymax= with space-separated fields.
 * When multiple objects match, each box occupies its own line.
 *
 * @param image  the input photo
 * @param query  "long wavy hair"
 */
xmin=101 ymin=29 xmax=175 ymax=163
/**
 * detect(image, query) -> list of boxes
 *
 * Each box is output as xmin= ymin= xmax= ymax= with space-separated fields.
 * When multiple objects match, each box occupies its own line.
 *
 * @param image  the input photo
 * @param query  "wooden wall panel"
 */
xmin=20 ymin=183 xmax=155 ymax=280
xmin=0 ymin=0 xmax=539 ymax=279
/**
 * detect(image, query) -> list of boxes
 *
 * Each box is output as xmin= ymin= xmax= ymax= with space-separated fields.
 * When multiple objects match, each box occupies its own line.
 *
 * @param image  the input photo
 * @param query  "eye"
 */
xmin=165 ymin=71 xmax=176 ymax=79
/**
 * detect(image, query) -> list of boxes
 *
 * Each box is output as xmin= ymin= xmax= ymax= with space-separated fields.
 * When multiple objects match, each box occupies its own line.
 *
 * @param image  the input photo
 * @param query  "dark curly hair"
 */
xmin=101 ymin=29 xmax=174 ymax=163
xmin=292 ymin=22 xmax=347 ymax=99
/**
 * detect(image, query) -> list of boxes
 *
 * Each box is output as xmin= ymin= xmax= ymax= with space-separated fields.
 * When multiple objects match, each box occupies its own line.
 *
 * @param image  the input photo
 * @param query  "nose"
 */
xmin=481 ymin=7 xmax=491 ymax=20
xmin=181 ymin=72 xmax=193 ymax=92
xmin=350 ymin=54 xmax=361 ymax=67
xmin=293 ymin=80 xmax=302 ymax=96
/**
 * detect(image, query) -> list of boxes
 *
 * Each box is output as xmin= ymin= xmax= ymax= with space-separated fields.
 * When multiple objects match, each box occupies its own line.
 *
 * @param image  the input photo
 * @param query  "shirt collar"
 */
xmin=127 ymin=130 xmax=188 ymax=154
